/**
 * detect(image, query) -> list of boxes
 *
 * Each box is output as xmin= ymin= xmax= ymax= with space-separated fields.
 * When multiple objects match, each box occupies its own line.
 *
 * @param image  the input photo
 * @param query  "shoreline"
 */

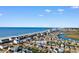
xmin=0 ymin=29 xmax=49 ymax=40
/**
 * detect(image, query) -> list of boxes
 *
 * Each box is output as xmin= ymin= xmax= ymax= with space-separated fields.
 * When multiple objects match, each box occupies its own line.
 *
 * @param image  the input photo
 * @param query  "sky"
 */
xmin=0 ymin=6 xmax=79 ymax=27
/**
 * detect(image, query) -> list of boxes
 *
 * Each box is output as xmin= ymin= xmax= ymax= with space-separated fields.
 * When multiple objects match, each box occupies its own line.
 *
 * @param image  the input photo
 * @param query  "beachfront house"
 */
xmin=0 ymin=39 xmax=10 ymax=44
xmin=13 ymin=39 xmax=26 ymax=44
xmin=13 ymin=37 xmax=32 ymax=44
xmin=0 ymin=45 xmax=8 ymax=49
xmin=13 ymin=39 xmax=20 ymax=44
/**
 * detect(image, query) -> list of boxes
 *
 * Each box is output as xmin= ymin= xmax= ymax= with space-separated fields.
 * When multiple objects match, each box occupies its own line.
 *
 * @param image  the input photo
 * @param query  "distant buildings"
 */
xmin=59 ymin=28 xmax=78 ymax=31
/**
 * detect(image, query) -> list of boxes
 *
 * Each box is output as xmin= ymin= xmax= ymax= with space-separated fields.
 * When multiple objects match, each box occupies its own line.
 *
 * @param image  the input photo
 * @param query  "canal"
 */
xmin=57 ymin=33 xmax=79 ymax=42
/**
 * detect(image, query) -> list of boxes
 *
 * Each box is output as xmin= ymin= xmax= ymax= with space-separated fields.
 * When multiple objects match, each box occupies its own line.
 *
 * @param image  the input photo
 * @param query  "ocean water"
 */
xmin=0 ymin=27 xmax=49 ymax=38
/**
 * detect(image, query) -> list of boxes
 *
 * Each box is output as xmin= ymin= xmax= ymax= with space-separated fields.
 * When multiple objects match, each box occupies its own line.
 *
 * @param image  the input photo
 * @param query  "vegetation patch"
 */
xmin=64 ymin=31 xmax=79 ymax=40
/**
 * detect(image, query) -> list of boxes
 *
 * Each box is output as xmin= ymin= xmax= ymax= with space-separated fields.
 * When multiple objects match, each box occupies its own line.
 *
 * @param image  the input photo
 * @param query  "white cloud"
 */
xmin=0 ymin=13 xmax=3 ymax=16
xmin=45 ymin=9 xmax=52 ymax=13
xmin=71 ymin=6 xmax=79 ymax=9
xmin=57 ymin=9 xmax=64 ymax=15
xmin=39 ymin=14 xmax=44 ymax=16
xmin=57 ymin=9 xmax=64 ymax=12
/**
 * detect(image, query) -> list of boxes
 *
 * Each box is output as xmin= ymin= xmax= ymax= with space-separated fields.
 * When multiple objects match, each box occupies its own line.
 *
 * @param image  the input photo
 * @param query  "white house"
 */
xmin=13 ymin=39 xmax=20 ymax=44
xmin=0 ymin=45 xmax=8 ymax=49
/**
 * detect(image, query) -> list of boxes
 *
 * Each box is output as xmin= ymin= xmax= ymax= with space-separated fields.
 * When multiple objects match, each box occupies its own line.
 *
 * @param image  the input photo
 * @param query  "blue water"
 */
xmin=58 ymin=34 xmax=79 ymax=41
xmin=0 ymin=27 xmax=49 ymax=38
xmin=58 ymin=34 xmax=72 ymax=40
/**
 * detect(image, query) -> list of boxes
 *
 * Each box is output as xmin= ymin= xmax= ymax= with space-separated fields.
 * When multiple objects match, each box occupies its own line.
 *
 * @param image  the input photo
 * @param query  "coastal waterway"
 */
xmin=57 ymin=33 xmax=79 ymax=42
